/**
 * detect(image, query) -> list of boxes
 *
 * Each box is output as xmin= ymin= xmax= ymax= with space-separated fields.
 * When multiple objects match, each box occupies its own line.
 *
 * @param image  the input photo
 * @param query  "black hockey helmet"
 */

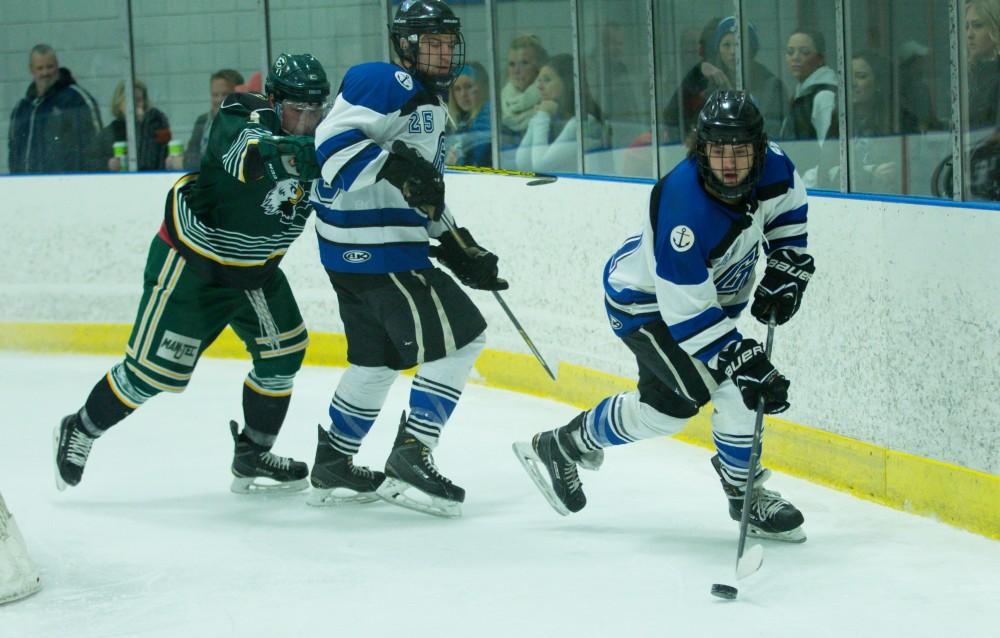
xmin=265 ymin=53 xmax=331 ymax=104
xmin=390 ymin=0 xmax=466 ymax=92
xmin=695 ymin=90 xmax=767 ymax=200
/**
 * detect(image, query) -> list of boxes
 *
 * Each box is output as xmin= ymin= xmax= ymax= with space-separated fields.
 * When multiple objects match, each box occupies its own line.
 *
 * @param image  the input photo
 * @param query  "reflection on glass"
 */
xmin=579 ymin=2 xmax=651 ymax=177
xmin=446 ymin=62 xmax=493 ymax=167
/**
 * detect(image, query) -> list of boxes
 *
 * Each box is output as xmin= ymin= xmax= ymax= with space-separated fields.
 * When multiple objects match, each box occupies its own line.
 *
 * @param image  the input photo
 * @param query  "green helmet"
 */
xmin=265 ymin=53 xmax=330 ymax=103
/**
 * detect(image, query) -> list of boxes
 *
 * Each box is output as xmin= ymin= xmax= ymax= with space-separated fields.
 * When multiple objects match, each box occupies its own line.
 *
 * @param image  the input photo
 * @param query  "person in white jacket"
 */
xmin=515 ymin=53 xmax=603 ymax=173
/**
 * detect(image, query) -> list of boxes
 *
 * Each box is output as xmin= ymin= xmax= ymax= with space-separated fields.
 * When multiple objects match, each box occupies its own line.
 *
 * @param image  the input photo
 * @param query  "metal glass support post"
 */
xmin=949 ymin=0 xmax=966 ymax=201
xmin=834 ymin=0 xmax=850 ymax=193
xmin=381 ymin=0 xmax=393 ymax=62
xmin=646 ymin=0 xmax=660 ymax=179
xmin=122 ymin=0 xmax=138 ymax=172
xmin=485 ymin=0 xmax=501 ymax=169
xmin=569 ymin=0 xmax=585 ymax=174
xmin=260 ymin=0 xmax=272 ymax=80
xmin=734 ymin=0 xmax=744 ymax=91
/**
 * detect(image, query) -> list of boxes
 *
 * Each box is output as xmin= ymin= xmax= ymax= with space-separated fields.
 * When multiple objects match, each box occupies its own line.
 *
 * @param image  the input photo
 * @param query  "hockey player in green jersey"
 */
xmin=54 ymin=53 xmax=331 ymax=494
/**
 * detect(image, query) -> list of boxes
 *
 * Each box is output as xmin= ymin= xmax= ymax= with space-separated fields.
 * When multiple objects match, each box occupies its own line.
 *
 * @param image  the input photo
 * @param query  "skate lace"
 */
xmin=750 ymin=487 xmax=788 ymax=520
xmin=347 ymin=458 xmax=374 ymax=479
xmin=560 ymin=461 xmax=582 ymax=493
xmin=420 ymin=448 xmax=453 ymax=485
xmin=66 ymin=429 xmax=94 ymax=467
xmin=259 ymin=451 xmax=292 ymax=471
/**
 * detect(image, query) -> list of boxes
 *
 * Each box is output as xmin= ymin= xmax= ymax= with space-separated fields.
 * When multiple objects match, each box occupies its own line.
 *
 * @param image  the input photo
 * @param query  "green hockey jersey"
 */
xmin=163 ymin=92 xmax=312 ymax=289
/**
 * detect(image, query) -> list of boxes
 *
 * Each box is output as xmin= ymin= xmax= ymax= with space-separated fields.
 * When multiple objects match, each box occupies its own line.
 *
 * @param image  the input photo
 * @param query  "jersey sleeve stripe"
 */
xmin=327 ymin=142 xmax=384 ymax=191
xmin=668 ymin=306 xmax=726 ymax=343
xmin=692 ymin=327 xmax=739 ymax=364
xmin=764 ymin=203 xmax=807 ymax=233
xmin=316 ymin=128 xmax=368 ymax=165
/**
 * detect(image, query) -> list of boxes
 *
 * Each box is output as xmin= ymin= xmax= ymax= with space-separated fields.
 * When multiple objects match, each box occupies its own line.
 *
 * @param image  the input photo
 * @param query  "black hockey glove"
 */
xmin=717 ymin=338 xmax=790 ymax=414
xmin=257 ymin=135 xmax=320 ymax=181
xmin=378 ymin=141 xmax=445 ymax=220
xmin=750 ymin=249 xmax=815 ymax=326
xmin=430 ymin=228 xmax=509 ymax=291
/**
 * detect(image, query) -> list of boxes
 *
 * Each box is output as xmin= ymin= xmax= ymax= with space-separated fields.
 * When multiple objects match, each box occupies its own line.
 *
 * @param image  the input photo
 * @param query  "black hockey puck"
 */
xmin=710 ymin=583 xmax=738 ymax=600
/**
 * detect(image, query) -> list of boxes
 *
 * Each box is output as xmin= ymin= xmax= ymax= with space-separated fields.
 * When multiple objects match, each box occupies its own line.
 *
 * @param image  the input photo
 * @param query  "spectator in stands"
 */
xmin=96 ymin=80 xmax=171 ymax=172
xmin=515 ymin=53 xmax=603 ymax=173
xmin=446 ymin=62 xmax=492 ymax=167
xmin=8 ymin=44 xmax=102 ymax=174
xmin=965 ymin=0 xmax=1000 ymax=130
xmin=501 ymin=35 xmax=548 ymax=146
xmin=710 ymin=16 xmax=787 ymax=138
xmin=849 ymin=50 xmax=899 ymax=193
xmin=779 ymin=28 xmax=838 ymax=188
xmin=662 ymin=17 xmax=726 ymax=143
xmin=166 ymin=69 xmax=244 ymax=170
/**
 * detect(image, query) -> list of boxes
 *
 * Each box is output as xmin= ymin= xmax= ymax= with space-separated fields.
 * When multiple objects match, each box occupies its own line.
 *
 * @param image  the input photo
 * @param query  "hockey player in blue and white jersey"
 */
xmin=306 ymin=0 xmax=507 ymax=518
xmin=514 ymin=91 xmax=816 ymax=542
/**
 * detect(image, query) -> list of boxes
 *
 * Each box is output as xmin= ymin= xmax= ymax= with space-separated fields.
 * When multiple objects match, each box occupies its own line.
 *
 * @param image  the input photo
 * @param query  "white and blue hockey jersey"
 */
xmin=310 ymin=62 xmax=454 ymax=274
xmin=604 ymin=142 xmax=809 ymax=368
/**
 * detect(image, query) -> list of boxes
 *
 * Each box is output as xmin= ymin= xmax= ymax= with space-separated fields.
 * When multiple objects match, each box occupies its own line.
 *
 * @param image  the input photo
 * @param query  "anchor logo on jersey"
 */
xmin=670 ymin=225 xmax=695 ymax=252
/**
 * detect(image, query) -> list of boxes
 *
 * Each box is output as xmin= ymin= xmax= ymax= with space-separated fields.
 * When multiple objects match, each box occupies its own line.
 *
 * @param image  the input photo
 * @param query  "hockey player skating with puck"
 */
xmin=514 ymin=91 xmax=816 ymax=542
xmin=306 ymin=0 xmax=506 ymax=517
xmin=54 ymin=53 xmax=332 ymax=494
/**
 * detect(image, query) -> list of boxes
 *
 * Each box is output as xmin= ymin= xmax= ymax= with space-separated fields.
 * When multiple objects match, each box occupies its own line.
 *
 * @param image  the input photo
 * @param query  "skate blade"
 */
xmin=511 ymin=441 xmax=571 ymax=516
xmin=52 ymin=423 xmax=67 ymax=492
xmin=306 ymin=487 xmax=382 ymax=507
xmin=736 ymin=543 xmax=764 ymax=580
xmin=375 ymin=477 xmax=462 ymax=518
xmin=230 ymin=476 xmax=309 ymax=495
xmin=748 ymin=525 xmax=807 ymax=543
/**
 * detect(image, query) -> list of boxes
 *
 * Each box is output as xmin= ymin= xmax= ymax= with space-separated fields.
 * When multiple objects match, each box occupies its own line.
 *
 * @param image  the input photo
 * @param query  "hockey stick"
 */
xmin=445 ymin=164 xmax=558 ymax=186
xmin=438 ymin=215 xmax=557 ymax=381
xmin=734 ymin=313 xmax=777 ymax=580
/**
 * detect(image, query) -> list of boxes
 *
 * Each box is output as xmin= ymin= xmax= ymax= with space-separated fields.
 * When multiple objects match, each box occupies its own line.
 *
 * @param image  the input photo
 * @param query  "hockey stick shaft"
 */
xmin=439 ymin=216 xmax=557 ymax=381
xmin=735 ymin=315 xmax=777 ymax=568
xmin=445 ymin=164 xmax=558 ymax=186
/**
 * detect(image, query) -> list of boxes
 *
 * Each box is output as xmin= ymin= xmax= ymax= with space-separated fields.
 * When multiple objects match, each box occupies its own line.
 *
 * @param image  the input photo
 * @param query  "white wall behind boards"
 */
xmin=0 ymin=172 xmax=997 ymax=475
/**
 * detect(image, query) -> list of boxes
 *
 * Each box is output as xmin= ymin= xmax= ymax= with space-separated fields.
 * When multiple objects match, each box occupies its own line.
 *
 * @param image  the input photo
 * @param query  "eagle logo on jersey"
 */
xmin=395 ymin=70 xmax=414 ymax=91
xmin=670 ymin=225 xmax=695 ymax=252
xmin=262 ymin=178 xmax=308 ymax=224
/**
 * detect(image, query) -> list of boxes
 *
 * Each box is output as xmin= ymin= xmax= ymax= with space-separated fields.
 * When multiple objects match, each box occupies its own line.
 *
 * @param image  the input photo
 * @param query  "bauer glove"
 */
xmin=717 ymin=338 xmax=790 ymax=414
xmin=751 ymin=249 xmax=815 ymax=325
xmin=257 ymin=135 xmax=320 ymax=181
xmin=430 ymin=228 xmax=509 ymax=291
xmin=379 ymin=141 xmax=445 ymax=220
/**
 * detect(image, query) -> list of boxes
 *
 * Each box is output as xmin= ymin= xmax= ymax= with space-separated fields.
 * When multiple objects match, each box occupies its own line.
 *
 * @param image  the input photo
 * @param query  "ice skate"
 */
xmin=376 ymin=413 xmax=465 ymax=518
xmin=711 ymin=455 xmax=806 ymax=542
xmin=229 ymin=421 xmax=308 ymax=494
xmin=53 ymin=412 xmax=96 ymax=491
xmin=307 ymin=425 xmax=385 ymax=506
xmin=513 ymin=415 xmax=589 ymax=516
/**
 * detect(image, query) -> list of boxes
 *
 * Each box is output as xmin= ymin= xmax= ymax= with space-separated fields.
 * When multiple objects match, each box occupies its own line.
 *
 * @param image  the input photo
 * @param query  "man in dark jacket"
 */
xmin=8 ymin=44 xmax=102 ymax=174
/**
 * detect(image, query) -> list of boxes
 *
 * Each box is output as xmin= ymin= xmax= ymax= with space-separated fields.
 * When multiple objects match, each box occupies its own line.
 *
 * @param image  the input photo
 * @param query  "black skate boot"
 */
xmin=377 ymin=413 xmax=465 ymax=518
xmin=711 ymin=455 xmax=806 ymax=542
xmin=513 ymin=414 xmax=588 ymax=515
xmin=307 ymin=425 xmax=385 ymax=506
xmin=230 ymin=421 xmax=308 ymax=494
xmin=53 ymin=412 xmax=97 ymax=491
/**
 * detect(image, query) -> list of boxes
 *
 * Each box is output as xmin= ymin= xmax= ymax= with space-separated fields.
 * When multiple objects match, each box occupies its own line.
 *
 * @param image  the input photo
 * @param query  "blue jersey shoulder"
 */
xmin=340 ymin=62 xmax=421 ymax=115
xmin=756 ymin=142 xmax=797 ymax=199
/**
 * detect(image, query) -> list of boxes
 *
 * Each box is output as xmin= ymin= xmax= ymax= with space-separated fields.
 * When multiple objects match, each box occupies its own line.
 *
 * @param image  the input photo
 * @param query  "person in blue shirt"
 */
xmin=307 ymin=0 xmax=506 ymax=518
xmin=515 ymin=91 xmax=816 ymax=543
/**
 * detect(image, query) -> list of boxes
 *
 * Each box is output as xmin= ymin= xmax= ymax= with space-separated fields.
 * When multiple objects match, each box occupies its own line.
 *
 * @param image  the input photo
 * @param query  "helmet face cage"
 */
xmin=695 ymin=91 xmax=767 ymax=200
xmin=390 ymin=0 xmax=465 ymax=91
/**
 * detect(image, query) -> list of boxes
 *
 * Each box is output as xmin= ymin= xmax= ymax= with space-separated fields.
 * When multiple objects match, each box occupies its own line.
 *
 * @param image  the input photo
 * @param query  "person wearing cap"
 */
xmin=166 ymin=69 xmax=245 ymax=171
xmin=53 ymin=53 xmax=333 ymax=496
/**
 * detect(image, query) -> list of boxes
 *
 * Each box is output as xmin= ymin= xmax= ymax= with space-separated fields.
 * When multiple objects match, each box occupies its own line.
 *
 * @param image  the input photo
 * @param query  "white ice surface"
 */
xmin=1 ymin=353 xmax=997 ymax=637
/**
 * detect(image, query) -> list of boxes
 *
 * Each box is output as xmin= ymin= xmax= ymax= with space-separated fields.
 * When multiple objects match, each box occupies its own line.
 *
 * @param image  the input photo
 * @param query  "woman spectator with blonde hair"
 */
xmin=966 ymin=0 xmax=1000 ymax=129
xmin=96 ymin=80 xmax=171 ymax=171
xmin=446 ymin=62 xmax=492 ymax=167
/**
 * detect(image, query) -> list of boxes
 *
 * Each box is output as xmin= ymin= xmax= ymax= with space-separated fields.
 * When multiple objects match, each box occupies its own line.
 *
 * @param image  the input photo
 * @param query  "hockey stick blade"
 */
xmin=736 ymin=543 xmax=764 ymax=579
xmin=446 ymin=164 xmax=558 ymax=184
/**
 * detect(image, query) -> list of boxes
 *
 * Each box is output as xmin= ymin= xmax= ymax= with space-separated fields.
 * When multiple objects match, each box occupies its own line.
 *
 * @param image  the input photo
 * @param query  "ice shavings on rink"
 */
xmin=1 ymin=353 xmax=997 ymax=637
